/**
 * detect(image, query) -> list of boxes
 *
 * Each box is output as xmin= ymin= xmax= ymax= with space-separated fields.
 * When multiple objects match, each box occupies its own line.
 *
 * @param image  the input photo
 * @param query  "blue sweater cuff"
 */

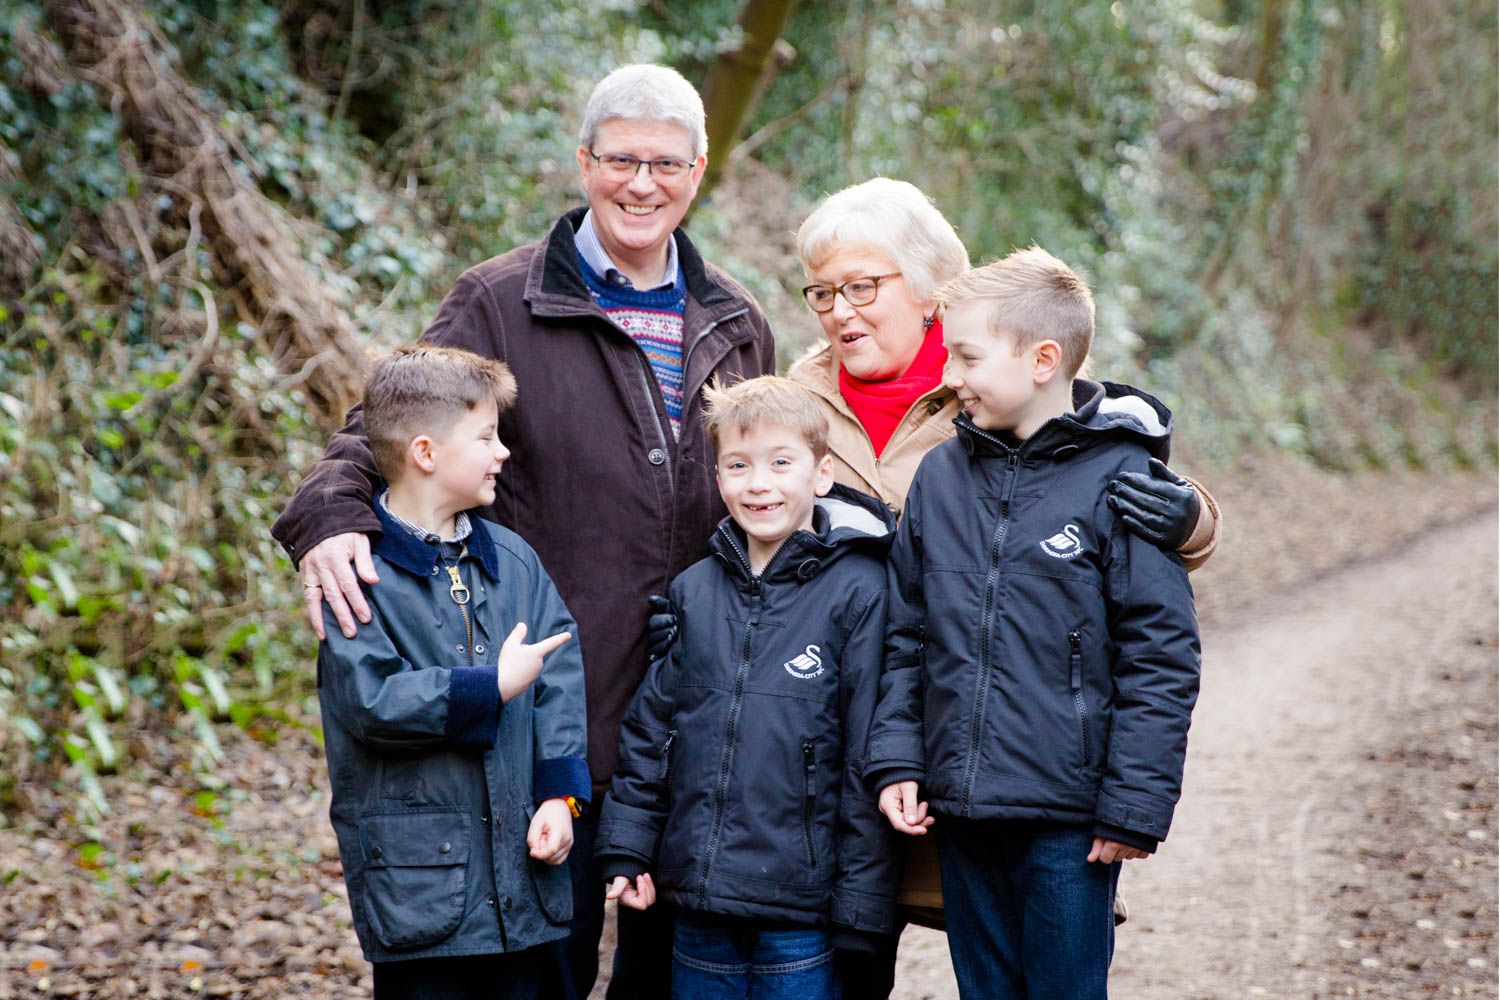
xmin=535 ymin=756 xmax=592 ymax=804
xmin=444 ymin=666 xmax=500 ymax=747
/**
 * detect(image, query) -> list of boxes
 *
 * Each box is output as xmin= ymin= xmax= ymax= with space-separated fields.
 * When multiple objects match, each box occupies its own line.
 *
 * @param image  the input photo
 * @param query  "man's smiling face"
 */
xmin=577 ymin=118 xmax=704 ymax=284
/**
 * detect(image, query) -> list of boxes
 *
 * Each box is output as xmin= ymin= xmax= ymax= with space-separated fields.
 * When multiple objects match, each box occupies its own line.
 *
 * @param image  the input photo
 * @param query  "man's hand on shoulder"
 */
xmin=301 ymin=532 xmax=379 ymax=640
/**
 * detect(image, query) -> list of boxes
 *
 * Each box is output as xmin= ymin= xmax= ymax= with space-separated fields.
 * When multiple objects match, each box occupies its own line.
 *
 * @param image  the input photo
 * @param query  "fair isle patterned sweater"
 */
xmin=579 ymin=256 xmax=687 ymax=439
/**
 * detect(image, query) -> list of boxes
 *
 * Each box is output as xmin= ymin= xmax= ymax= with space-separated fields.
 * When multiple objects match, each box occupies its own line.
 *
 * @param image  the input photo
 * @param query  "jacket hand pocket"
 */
xmin=525 ymin=803 xmax=574 ymax=926
xmin=358 ymin=809 xmax=470 ymax=951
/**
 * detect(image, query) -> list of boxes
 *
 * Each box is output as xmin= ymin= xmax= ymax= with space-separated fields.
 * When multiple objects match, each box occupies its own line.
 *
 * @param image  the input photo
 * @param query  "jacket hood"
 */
xmin=956 ymin=379 xmax=1174 ymax=463
xmin=709 ymin=481 xmax=895 ymax=584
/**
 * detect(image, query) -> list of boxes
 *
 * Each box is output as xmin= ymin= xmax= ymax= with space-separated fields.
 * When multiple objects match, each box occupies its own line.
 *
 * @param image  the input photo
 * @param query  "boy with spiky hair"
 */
xmin=318 ymin=345 xmax=589 ymax=999
xmin=868 ymin=248 xmax=1202 ymax=1000
xmin=596 ymin=376 xmax=898 ymax=1000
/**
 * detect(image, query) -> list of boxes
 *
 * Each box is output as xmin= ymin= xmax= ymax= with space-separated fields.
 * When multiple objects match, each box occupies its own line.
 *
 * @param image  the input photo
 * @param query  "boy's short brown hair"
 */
xmin=937 ymin=245 xmax=1095 ymax=379
xmin=702 ymin=375 xmax=830 ymax=460
xmin=363 ymin=345 xmax=518 ymax=482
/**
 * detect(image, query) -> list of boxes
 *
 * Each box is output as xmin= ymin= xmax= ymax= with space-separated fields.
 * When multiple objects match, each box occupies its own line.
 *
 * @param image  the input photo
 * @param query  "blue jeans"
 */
xmin=936 ymin=820 xmax=1119 ymax=1000
xmin=672 ymin=914 xmax=837 ymax=1000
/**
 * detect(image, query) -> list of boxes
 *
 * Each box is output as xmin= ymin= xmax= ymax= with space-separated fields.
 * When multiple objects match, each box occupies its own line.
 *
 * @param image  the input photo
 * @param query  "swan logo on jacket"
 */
xmin=1040 ymin=524 xmax=1085 ymax=559
xmin=783 ymin=644 xmax=825 ymax=679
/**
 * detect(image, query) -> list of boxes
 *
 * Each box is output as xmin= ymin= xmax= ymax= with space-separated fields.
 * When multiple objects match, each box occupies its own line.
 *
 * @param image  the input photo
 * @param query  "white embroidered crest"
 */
xmin=1040 ymin=524 xmax=1085 ymax=559
xmin=783 ymin=644 xmax=825 ymax=679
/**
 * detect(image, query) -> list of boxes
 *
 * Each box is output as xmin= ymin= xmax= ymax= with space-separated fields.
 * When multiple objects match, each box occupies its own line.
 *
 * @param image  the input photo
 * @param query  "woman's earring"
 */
xmin=922 ymin=313 xmax=937 ymax=331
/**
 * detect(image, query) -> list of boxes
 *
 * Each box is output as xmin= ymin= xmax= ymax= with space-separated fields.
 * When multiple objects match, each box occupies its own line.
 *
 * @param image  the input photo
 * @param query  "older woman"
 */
xmin=784 ymin=177 xmax=1220 ymax=995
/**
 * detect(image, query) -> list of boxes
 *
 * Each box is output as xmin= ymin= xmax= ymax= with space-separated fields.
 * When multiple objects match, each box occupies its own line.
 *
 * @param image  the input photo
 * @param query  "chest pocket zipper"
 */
xmin=1069 ymin=630 xmax=1091 ymax=768
xmin=801 ymin=741 xmax=818 ymax=869
xmin=661 ymin=730 xmax=677 ymax=787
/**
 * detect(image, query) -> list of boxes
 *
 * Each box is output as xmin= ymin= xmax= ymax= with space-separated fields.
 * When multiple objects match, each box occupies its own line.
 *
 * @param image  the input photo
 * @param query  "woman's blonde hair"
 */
xmin=796 ymin=178 xmax=970 ymax=304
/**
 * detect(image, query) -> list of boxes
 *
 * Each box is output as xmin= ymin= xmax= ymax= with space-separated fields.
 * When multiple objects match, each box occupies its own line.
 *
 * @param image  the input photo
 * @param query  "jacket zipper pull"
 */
xmin=445 ymin=565 xmax=470 ymax=606
xmin=802 ymin=741 xmax=815 ymax=776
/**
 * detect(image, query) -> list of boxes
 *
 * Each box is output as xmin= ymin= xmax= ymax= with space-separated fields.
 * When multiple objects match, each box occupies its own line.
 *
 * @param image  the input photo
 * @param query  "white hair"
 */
xmin=578 ymin=64 xmax=708 ymax=160
xmin=796 ymin=178 xmax=970 ymax=304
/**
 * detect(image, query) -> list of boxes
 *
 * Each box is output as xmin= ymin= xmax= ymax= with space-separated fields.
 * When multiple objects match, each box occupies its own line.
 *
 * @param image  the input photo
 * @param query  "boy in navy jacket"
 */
xmin=316 ymin=346 xmax=590 ymax=999
xmin=866 ymin=248 xmax=1202 ymax=1000
xmin=596 ymin=376 xmax=898 ymax=1000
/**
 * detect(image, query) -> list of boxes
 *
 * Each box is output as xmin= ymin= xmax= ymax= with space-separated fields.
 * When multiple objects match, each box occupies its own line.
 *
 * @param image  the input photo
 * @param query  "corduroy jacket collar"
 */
xmin=371 ymin=500 xmax=501 ymax=581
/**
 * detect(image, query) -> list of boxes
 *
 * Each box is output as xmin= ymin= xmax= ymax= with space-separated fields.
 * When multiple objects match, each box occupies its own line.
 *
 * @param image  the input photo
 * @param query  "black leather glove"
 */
xmin=1107 ymin=458 xmax=1200 ymax=551
xmin=646 ymin=595 xmax=679 ymax=661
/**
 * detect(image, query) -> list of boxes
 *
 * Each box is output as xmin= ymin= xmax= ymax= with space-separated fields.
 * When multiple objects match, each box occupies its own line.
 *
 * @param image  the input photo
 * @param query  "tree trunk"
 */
xmin=697 ymin=0 xmax=799 ymax=200
xmin=43 ymin=0 xmax=370 ymax=424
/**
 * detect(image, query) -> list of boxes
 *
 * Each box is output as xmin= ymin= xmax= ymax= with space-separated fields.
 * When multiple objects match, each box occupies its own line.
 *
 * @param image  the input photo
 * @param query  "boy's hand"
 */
xmin=1087 ymin=837 xmax=1149 ymax=864
xmin=605 ymin=873 xmax=656 ymax=911
xmin=526 ymin=798 xmax=574 ymax=865
xmin=300 ymin=532 xmax=379 ymax=639
xmin=498 ymin=623 xmax=572 ymax=702
xmin=878 ymin=781 xmax=935 ymax=836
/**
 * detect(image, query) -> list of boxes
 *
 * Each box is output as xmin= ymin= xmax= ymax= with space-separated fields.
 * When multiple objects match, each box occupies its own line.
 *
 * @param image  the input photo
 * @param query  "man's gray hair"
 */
xmin=578 ymin=64 xmax=709 ymax=160
xmin=797 ymin=178 xmax=970 ymax=305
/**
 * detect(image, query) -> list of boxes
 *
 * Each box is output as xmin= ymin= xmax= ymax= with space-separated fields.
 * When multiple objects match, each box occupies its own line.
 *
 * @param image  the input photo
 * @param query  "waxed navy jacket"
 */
xmin=866 ymin=382 xmax=1201 ymax=851
xmin=597 ymin=485 xmax=901 ymax=934
xmin=317 ymin=501 xmax=590 ymax=963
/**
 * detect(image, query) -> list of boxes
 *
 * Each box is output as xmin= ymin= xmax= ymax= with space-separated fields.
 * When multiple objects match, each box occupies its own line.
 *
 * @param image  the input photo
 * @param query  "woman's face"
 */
xmin=808 ymin=245 xmax=933 ymax=382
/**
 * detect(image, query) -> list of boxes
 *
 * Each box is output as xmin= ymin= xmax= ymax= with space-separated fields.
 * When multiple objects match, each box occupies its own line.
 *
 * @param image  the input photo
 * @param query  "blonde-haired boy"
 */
xmin=868 ymin=248 xmax=1202 ymax=1000
xmin=317 ymin=345 xmax=590 ymax=998
xmin=597 ymin=375 xmax=899 ymax=998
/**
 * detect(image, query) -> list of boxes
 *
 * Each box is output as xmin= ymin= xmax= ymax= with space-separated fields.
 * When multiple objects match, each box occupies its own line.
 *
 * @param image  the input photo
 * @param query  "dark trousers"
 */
xmin=834 ymin=918 xmax=901 ymax=998
xmin=936 ymin=820 xmax=1119 ymax=1000
xmin=544 ymin=807 xmax=676 ymax=999
xmin=373 ymin=950 xmax=543 ymax=1000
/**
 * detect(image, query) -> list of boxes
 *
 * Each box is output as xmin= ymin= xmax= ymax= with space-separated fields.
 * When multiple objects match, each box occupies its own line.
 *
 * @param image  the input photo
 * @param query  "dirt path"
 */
xmin=891 ymin=509 xmax=1499 ymax=999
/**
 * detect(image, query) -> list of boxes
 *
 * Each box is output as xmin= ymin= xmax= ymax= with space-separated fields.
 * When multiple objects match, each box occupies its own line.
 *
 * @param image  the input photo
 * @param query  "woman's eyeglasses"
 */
xmin=801 ymin=273 xmax=903 ymax=313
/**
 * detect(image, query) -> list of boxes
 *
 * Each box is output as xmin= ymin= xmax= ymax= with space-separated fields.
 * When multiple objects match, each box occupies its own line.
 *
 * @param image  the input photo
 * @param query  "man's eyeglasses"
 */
xmin=587 ymin=151 xmax=696 ymax=179
xmin=801 ymin=273 xmax=903 ymax=313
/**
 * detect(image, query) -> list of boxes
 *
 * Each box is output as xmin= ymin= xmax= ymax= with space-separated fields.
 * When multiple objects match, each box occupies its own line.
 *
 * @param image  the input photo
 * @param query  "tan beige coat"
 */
xmin=785 ymin=342 xmax=1222 ymax=914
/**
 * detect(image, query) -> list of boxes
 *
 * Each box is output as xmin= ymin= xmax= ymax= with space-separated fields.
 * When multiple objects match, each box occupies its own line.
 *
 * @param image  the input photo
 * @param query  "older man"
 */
xmin=272 ymin=64 xmax=776 ymax=999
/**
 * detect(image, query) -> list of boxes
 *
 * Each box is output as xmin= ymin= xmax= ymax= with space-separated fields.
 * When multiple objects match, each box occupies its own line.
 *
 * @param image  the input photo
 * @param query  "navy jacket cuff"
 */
xmin=867 ymin=766 xmax=925 ymax=793
xmin=1092 ymin=821 xmax=1158 ymax=854
xmin=599 ymin=856 xmax=649 ymax=883
xmin=535 ymin=756 xmax=592 ymax=804
xmin=444 ymin=666 xmax=500 ymax=747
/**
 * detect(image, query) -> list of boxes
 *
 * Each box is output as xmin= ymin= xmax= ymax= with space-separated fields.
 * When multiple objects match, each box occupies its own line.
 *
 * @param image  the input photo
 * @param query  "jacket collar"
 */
xmin=954 ymin=379 xmax=1174 ymax=462
xmin=528 ymin=207 xmax=737 ymax=315
xmin=372 ymin=501 xmax=501 ymax=581
xmin=709 ymin=482 xmax=895 ymax=585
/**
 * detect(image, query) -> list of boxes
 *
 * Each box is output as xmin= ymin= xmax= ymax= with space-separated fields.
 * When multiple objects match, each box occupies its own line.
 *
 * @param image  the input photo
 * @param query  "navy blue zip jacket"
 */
xmin=596 ymin=484 xmax=901 ymax=934
xmin=866 ymin=381 xmax=1201 ymax=851
xmin=317 ymin=501 xmax=590 ymax=962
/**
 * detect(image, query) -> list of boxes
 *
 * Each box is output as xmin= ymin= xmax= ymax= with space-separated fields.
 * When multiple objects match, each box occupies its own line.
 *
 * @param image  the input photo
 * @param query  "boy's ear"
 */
xmin=409 ymin=435 xmax=438 ymax=474
xmin=1031 ymin=340 xmax=1063 ymax=384
xmin=813 ymin=453 xmax=836 ymax=497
